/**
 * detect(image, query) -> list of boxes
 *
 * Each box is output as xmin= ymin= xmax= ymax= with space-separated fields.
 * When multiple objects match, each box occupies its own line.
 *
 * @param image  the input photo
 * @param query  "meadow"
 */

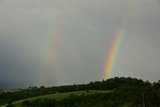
xmin=1 ymin=90 xmax=111 ymax=107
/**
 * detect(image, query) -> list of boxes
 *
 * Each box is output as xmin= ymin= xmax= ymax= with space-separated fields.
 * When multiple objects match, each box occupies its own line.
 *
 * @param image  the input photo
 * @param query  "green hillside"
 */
xmin=1 ymin=77 xmax=160 ymax=107
xmin=1 ymin=90 xmax=111 ymax=107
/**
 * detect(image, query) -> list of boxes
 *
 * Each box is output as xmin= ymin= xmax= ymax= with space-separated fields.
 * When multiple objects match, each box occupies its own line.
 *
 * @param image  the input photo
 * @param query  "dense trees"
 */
xmin=1 ymin=77 xmax=160 ymax=106
xmin=22 ymin=98 xmax=56 ymax=107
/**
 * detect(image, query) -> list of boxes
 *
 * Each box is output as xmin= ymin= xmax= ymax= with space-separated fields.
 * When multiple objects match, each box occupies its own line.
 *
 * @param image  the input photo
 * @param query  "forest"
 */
xmin=1 ymin=77 xmax=160 ymax=107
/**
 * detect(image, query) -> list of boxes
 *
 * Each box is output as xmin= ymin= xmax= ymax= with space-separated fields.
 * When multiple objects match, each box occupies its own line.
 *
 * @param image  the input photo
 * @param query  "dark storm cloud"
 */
xmin=0 ymin=0 xmax=160 ymax=89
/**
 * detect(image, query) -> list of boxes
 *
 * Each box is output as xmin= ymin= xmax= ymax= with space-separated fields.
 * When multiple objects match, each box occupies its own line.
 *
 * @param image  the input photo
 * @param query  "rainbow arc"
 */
xmin=103 ymin=0 xmax=135 ymax=80
xmin=103 ymin=31 xmax=124 ymax=80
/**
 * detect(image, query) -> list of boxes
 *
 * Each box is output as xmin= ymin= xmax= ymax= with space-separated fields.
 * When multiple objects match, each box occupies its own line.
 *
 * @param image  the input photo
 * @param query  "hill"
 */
xmin=1 ymin=90 xmax=111 ymax=107
xmin=0 ymin=77 xmax=160 ymax=107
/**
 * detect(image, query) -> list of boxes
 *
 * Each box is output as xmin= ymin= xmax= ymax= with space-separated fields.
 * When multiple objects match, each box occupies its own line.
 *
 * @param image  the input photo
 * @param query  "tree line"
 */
xmin=1 ymin=77 xmax=160 ymax=107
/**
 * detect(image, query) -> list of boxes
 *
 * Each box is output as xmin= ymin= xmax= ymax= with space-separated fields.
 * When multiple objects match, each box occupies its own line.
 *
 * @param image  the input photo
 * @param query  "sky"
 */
xmin=0 ymin=0 xmax=160 ymax=89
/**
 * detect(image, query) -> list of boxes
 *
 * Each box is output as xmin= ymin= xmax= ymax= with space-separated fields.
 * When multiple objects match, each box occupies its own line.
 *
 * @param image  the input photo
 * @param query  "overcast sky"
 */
xmin=0 ymin=0 xmax=160 ymax=89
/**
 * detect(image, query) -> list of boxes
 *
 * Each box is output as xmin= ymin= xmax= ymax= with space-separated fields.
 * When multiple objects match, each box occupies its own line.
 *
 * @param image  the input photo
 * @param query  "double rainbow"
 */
xmin=37 ymin=1 xmax=136 ymax=84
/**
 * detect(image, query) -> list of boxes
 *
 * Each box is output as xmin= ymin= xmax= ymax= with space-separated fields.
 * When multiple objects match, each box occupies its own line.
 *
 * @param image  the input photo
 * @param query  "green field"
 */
xmin=1 ymin=90 xmax=111 ymax=107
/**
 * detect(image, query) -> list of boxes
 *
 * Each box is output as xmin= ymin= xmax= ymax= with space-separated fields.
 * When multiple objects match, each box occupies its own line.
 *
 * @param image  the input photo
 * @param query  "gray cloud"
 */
xmin=0 ymin=0 xmax=160 ymax=89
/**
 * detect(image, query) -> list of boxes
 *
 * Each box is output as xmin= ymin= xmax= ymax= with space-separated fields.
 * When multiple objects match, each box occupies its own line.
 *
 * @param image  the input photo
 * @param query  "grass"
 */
xmin=1 ymin=90 xmax=111 ymax=107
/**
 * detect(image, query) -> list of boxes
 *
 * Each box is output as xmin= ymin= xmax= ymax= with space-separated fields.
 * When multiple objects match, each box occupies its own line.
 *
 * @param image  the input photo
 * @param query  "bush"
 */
xmin=22 ymin=98 xmax=56 ymax=107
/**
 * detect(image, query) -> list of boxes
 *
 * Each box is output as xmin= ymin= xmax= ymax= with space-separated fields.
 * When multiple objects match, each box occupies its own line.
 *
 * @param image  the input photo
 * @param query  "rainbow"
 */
xmin=37 ymin=1 xmax=136 ymax=85
xmin=102 ymin=0 xmax=136 ymax=80
xmin=103 ymin=30 xmax=124 ymax=80
xmin=37 ymin=16 xmax=62 ymax=86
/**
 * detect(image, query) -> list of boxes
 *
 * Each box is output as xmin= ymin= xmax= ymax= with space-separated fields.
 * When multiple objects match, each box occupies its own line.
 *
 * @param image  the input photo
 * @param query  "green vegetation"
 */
xmin=1 ymin=77 xmax=160 ymax=107
xmin=4 ymin=90 xmax=110 ymax=107
xmin=0 ymin=90 xmax=19 ymax=93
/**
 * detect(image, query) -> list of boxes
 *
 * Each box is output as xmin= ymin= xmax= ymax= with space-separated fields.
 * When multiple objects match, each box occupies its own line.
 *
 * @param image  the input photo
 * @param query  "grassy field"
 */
xmin=1 ymin=90 xmax=111 ymax=107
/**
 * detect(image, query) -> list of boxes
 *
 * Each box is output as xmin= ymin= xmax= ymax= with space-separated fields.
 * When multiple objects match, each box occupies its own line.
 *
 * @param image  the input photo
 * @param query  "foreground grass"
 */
xmin=1 ymin=90 xmax=111 ymax=107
